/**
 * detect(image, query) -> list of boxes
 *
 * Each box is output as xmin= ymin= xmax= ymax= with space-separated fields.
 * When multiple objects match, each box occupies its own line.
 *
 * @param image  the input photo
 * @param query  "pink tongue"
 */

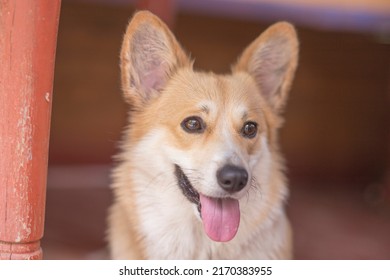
xmin=199 ymin=194 xmax=240 ymax=242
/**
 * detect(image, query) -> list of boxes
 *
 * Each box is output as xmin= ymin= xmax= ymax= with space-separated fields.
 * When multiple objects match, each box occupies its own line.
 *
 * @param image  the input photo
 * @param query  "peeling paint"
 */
xmin=15 ymin=233 xmax=21 ymax=243
xmin=16 ymin=86 xmax=33 ymax=165
xmin=22 ymin=222 xmax=31 ymax=236
xmin=45 ymin=92 xmax=50 ymax=102
xmin=12 ymin=62 xmax=34 ymax=243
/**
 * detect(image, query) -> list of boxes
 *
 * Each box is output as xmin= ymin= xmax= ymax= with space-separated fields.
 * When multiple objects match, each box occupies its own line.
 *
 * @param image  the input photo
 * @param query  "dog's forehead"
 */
xmin=196 ymin=99 xmax=248 ymax=120
xmin=167 ymin=69 xmax=263 ymax=117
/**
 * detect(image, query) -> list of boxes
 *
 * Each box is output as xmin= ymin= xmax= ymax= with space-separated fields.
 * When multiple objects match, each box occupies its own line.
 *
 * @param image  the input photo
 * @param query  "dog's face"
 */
xmin=120 ymin=11 xmax=298 ymax=242
xmin=153 ymin=70 xmax=268 ymax=196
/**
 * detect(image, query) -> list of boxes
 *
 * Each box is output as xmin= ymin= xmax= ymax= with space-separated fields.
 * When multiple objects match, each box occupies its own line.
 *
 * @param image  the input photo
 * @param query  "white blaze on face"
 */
xmin=188 ymin=101 xmax=255 ymax=242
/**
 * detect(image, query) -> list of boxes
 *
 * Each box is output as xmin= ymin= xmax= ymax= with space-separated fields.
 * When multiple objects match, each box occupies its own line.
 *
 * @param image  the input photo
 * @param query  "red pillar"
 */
xmin=0 ymin=0 xmax=61 ymax=259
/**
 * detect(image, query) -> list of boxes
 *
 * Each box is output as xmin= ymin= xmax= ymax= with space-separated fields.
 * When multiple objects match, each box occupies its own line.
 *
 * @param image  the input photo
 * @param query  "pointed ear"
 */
xmin=120 ymin=11 xmax=191 ymax=107
xmin=233 ymin=22 xmax=298 ymax=112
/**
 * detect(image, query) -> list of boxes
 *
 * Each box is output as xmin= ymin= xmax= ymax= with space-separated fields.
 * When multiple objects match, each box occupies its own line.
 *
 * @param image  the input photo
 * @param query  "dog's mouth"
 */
xmin=174 ymin=164 xmax=201 ymax=212
xmin=174 ymin=164 xmax=240 ymax=242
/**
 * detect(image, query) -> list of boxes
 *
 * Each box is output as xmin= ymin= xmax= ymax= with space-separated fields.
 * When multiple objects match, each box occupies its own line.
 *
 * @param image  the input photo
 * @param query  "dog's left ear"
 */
xmin=233 ymin=22 xmax=298 ymax=112
xmin=120 ymin=11 xmax=191 ymax=107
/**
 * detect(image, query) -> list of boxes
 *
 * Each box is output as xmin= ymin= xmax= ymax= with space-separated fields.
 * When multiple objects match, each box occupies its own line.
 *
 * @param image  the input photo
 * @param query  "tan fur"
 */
xmin=108 ymin=11 xmax=298 ymax=259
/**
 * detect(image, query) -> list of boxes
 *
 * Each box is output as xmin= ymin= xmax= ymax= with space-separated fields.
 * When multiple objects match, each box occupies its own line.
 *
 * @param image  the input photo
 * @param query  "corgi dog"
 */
xmin=108 ymin=11 xmax=298 ymax=259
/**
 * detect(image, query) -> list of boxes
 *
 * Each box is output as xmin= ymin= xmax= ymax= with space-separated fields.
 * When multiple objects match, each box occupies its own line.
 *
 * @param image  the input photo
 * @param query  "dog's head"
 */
xmin=120 ymin=11 xmax=298 ymax=242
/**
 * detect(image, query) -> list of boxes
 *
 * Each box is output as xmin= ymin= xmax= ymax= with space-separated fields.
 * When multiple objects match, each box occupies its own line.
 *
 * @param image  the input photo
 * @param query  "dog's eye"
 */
xmin=241 ymin=121 xmax=258 ymax=138
xmin=181 ymin=116 xmax=205 ymax=133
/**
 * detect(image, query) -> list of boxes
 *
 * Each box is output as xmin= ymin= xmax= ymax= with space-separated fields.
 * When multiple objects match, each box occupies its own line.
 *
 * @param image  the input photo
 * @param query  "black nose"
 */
xmin=217 ymin=165 xmax=248 ymax=193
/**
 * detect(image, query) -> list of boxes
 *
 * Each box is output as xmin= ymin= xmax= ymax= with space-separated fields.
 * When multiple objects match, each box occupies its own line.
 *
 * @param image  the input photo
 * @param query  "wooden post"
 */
xmin=0 ymin=0 xmax=61 ymax=259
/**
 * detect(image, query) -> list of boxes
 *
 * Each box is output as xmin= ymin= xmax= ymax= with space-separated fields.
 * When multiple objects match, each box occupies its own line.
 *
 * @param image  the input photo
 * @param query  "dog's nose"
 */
xmin=217 ymin=165 xmax=248 ymax=193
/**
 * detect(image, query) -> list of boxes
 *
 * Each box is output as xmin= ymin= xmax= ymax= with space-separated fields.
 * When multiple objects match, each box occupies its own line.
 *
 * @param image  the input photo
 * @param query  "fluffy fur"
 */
xmin=108 ymin=11 xmax=299 ymax=259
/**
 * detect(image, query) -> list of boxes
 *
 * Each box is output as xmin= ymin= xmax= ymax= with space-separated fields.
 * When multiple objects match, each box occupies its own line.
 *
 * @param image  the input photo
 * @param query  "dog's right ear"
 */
xmin=120 ymin=11 xmax=191 ymax=107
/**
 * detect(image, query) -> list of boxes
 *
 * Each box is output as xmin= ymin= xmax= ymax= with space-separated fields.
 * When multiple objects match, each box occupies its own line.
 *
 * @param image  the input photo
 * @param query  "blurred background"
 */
xmin=43 ymin=0 xmax=390 ymax=259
